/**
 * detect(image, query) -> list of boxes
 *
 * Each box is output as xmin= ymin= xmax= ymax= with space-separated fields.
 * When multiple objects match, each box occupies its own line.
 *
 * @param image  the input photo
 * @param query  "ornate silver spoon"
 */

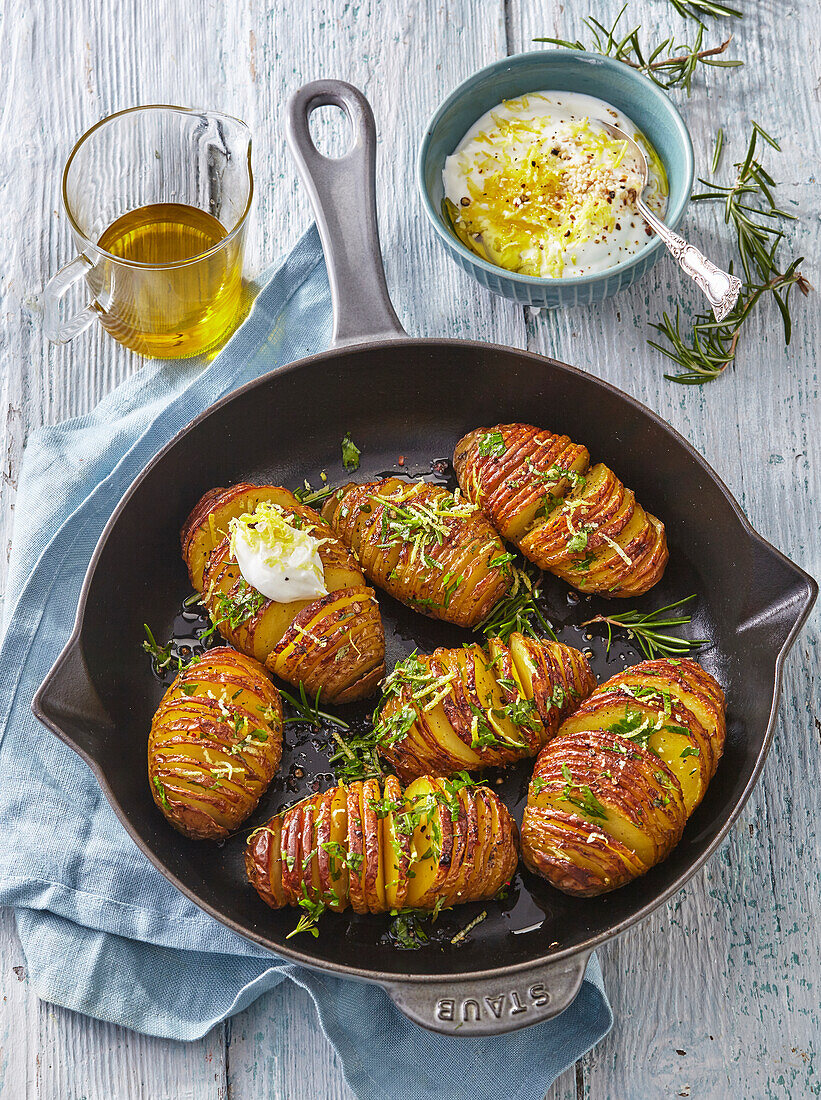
xmin=598 ymin=120 xmax=741 ymax=322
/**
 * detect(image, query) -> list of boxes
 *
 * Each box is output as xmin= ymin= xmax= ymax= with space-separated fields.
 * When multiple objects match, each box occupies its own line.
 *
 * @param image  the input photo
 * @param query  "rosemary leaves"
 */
xmin=582 ymin=595 xmax=708 ymax=660
xmin=534 ymin=4 xmax=741 ymax=94
xmin=650 ymin=122 xmax=810 ymax=384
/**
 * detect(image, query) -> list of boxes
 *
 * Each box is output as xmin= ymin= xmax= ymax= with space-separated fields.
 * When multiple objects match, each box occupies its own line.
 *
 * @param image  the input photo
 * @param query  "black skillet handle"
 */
xmin=285 ymin=80 xmax=407 ymax=348
xmin=381 ymin=950 xmax=592 ymax=1036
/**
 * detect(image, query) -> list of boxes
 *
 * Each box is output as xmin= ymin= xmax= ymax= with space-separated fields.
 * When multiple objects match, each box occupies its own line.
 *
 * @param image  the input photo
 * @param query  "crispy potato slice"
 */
xmin=432 ymin=778 xmax=469 ymax=904
xmin=325 ymin=785 xmax=351 ymax=910
xmin=322 ymin=478 xmax=512 ymax=627
xmin=521 ymin=806 xmax=648 ymax=896
xmin=360 ymin=779 xmax=387 ymax=913
xmin=267 ymin=586 xmax=385 ymax=703
xmin=279 ymin=804 xmax=306 ymax=907
xmin=454 ymin=426 xmax=668 ymax=599
xmin=403 ymin=777 xmax=453 ymax=908
xmin=345 ymin=782 xmax=368 ymax=916
xmin=148 ymin=647 xmax=283 ymax=839
xmin=445 ymin=786 xmax=480 ymax=906
xmin=463 ymin=786 xmax=495 ymax=900
xmin=382 ymin=775 xmax=411 ymax=910
xmin=473 ymin=787 xmax=519 ymax=900
xmin=245 ymin=816 xmax=285 ymax=909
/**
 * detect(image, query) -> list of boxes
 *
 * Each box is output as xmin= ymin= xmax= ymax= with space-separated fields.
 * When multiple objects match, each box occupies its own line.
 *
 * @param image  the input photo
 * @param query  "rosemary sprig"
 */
xmin=650 ymin=122 xmax=811 ymax=384
xmin=279 ymin=682 xmax=350 ymax=730
xmin=582 ymin=594 xmax=708 ymax=660
xmin=478 ymin=561 xmax=558 ymax=644
xmin=666 ymin=0 xmax=742 ymax=21
xmin=450 ymin=909 xmax=487 ymax=946
xmin=327 ymin=725 xmax=384 ymax=783
xmin=142 ymin=623 xmax=199 ymax=677
xmin=534 ymin=4 xmax=741 ymax=94
xmin=142 ymin=623 xmax=177 ymax=672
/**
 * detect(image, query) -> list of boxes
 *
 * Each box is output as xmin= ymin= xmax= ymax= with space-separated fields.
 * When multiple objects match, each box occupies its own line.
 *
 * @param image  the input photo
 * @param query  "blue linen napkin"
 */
xmin=0 ymin=225 xmax=612 ymax=1098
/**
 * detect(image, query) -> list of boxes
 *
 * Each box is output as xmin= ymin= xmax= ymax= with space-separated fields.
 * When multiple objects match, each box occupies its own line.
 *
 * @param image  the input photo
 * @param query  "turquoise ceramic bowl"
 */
xmin=417 ymin=50 xmax=694 ymax=308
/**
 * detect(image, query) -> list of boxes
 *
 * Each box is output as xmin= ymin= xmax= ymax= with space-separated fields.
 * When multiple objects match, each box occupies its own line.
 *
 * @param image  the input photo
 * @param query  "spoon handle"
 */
xmin=637 ymin=199 xmax=742 ymax=323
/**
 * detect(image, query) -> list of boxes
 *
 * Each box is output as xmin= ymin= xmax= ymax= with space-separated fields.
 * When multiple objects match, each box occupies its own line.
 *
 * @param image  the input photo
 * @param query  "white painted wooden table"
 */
xmin=1 ymin=1 xmax=818 ymax=1096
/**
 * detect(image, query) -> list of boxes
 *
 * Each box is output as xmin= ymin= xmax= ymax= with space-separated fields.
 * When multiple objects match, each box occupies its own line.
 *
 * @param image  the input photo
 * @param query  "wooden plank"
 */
xmin=227 ymin=983 xmax=356 ymax=1100
xmin=508 ymin=3 xmax=821 ymax=1098
xmin=0 ymin=0 xmax=818 ymax=1095
xmin=0 ymin=908 xmax=227 ymax=1100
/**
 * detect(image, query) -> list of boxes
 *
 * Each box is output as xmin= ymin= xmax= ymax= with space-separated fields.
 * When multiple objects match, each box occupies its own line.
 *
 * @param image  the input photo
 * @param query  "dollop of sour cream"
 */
xmin=228 ymin=501 xmax=328 ymax=604
xmin=443 ymin=91 xmax=668 ymax=279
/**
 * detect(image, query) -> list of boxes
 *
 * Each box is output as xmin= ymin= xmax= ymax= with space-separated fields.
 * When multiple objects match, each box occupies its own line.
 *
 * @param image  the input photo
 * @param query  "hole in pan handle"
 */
xmin=381 ymin=950 xmax=593 ymax=1036
xmin=285 ymin=79 xmax=407 ymax=349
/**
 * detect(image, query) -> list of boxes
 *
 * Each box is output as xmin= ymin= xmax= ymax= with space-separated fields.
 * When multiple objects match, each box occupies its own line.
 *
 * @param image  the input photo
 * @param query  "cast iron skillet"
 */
xmin=33 ymin=82 xmax=817 ymax=1036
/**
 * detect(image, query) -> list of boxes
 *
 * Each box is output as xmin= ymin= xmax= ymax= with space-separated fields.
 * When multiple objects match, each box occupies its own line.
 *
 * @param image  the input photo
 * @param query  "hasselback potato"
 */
xmin=453 ymin=424 xmax=668 ymax=598
xmin=321 ymin=478 xmax=512 ymax=627
xmin=181 ymin=483 xmax=385 ymax=702
xmin=373 ymin=633 xmax=596 ymax=781
xmin=148 ymin=647 xmax=283 ymax=839
xmin=246 ymin=775 xmax=518 ymax=915
xmin=521 ymin=657 xmax=725 ymax=896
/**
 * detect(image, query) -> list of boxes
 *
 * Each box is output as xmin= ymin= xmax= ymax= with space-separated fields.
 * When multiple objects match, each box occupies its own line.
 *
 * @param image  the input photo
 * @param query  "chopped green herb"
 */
xmin=294 ymin=480 xmax=337 ymax=506
xmin=560 ymin=764 xmax=608 ymax=821
xmin=204 ymin=579 xmax=266 ymax=638
xmin=285 ymin=882 xmax=326 ymax=939
xmin=375 ymin=488 xmax=477 ymax=562
xmin=152 ymin=777 xmax=171 ymax=812
xmin=341 ymin=432 xmax=361 ymax=472
xmin=478 ymin=559 xmax=557 ymax=644
xmin=476 ymin=430 xmax=506 ymax=458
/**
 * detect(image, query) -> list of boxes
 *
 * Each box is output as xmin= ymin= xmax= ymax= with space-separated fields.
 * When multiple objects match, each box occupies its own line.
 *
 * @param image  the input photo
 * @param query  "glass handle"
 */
xmin=41 ymin=255 xmax=98 ymax=343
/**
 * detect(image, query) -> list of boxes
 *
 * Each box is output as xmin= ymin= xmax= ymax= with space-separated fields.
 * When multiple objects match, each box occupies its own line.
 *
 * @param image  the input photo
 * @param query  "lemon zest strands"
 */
xmin=445 ymin=110 xmax=649 ymax=278
xmin=228 ymin=500 xmax=327 ymax=602
xmin=376 ymin=486 xmax=478 ymax=564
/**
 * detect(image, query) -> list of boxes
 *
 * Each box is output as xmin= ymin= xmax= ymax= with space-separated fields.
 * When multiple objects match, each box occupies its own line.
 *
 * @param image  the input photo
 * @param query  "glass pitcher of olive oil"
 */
xmin=42 ymin=105 xmax=253 ymax=359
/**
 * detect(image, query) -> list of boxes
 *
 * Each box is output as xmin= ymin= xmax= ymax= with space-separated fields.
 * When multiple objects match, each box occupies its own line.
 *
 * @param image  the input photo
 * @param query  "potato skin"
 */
xmin=454 ymin=424 xmax=668 ymax=598
xmin=373 ymin=633 xmax=596 ymax=782
xmin=521 ymin=657 xmax=725 ymax=896
xmin=148 ymin=647 xmax=283 ymax=839
xmin=245 ymin=777 xmax=518 ymax=916
xmin=182 ymin=484 xmax=385 ymax=702
xmin=321 ymin=478 xmax=512 ymax=628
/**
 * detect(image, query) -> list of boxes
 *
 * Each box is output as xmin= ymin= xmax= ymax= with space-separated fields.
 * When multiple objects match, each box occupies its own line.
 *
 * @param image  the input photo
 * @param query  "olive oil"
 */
xmin=93 ymin=203 xmax=243 ymax=358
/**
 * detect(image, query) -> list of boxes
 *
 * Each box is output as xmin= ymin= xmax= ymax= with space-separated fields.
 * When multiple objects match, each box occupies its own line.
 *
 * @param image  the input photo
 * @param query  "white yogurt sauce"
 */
xmin=443 ymin=91 xmax=667 ymax=278
xmin=229 ymin=501 xmax=327 ymax=604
